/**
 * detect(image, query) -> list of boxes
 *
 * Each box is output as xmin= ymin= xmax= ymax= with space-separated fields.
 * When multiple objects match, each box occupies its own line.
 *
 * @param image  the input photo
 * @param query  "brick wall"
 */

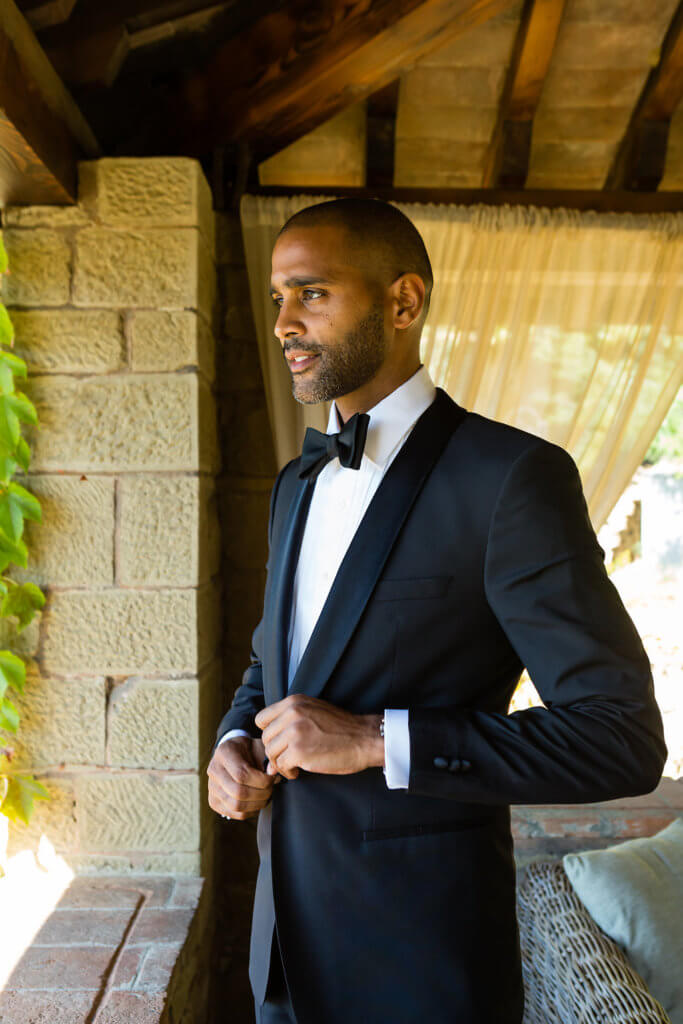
xmin=1 ymin=157 xmax=223 ymax=878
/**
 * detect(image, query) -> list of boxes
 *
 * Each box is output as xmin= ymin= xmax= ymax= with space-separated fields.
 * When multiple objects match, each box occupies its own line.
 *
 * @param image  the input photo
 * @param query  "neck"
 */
xmin=334 ymin=359 xmax=421 ymax=424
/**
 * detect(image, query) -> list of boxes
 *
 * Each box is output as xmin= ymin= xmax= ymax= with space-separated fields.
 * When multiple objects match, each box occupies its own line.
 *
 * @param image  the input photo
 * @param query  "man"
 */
xmin=207 ymin=198 xmax=667 ymax=1024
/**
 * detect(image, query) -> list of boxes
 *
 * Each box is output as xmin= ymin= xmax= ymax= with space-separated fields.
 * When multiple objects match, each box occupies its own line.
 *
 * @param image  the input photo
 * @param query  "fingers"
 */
xmin=207 ymin=776 xmax=271 ymax=819
xmin=212 ymin=740 xmax=273 ymax=790
xmin=206 ymin=737 xmax=277 ymax=820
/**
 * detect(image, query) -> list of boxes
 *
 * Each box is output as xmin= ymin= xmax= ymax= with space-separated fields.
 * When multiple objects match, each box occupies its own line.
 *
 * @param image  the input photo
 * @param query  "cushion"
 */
xmin=563 ymin=816 xmax=683 ymax=1024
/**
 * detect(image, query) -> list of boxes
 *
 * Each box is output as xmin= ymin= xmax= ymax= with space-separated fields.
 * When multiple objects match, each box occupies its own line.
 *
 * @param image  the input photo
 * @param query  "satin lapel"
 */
xmin=288 ymin=388 xmax=467 ymax=700
xmin=262 ymin=475 xmax=315 ymax=706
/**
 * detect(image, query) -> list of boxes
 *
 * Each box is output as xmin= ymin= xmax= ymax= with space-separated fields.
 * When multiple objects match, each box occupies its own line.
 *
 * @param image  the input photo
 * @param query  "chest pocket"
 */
xmin=373 ymin=575 xmax=453 ymax=601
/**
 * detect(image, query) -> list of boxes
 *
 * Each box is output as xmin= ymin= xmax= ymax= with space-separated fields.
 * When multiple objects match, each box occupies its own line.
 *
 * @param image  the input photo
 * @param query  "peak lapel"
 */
xmin=288 ymin=388 xmax=467 ymax=701
xmin=262 ymin=475 xmax=314 ymax=706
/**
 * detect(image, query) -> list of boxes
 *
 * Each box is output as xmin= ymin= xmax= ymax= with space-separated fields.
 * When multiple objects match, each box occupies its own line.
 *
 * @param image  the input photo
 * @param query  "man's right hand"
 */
xmin=206 ymin=736 xmax=280 ymax=820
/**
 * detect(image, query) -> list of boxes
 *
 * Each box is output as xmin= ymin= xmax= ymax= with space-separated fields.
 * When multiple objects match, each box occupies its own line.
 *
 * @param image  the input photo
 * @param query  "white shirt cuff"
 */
xmin=216 ymin=728 xmax=251 ymax=749
xmin=383 ymin=709 xmax=410 ymax=789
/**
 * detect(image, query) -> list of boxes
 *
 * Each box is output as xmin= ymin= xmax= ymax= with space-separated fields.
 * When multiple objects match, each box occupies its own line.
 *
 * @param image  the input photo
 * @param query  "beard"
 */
xmin=287 ymin=300 xmax=387 ymax=405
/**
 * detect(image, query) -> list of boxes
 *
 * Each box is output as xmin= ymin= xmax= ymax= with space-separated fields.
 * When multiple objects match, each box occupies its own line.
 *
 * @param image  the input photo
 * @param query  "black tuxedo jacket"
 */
xmin=212 ymin=387 xmax=666 ymax=1024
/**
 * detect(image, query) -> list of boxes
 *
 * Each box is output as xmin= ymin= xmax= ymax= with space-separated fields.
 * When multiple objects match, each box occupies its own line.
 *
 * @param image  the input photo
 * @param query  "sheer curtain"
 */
xmin=240 ymin=194 xmax=683 ymax=529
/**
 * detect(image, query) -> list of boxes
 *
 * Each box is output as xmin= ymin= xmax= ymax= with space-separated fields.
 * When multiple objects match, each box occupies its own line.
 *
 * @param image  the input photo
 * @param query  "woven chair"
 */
xmin=517 ymin=860 xmax=672 ymax=1024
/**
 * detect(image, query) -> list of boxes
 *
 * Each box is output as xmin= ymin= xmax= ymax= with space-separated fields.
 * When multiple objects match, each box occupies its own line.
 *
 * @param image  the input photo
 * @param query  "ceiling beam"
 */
xmin=20 ymin=0 xmax=78 ymax=33
xmin=605 ymin=0 xmax=683 ymax=191
xmin=0 ymin=0 xmax=100 ymax=206
xmin=482 ymin=0 xmax=567 ymax=188
xmin=247 ymin=184 xmax=683 ymax=213
xmin=164 ymin=0 xmax=520 ymax=160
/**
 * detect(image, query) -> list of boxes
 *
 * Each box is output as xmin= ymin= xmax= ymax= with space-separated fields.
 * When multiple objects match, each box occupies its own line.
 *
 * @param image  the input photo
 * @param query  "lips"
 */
xmin=286 ymin=352 xmax=320 ymax=373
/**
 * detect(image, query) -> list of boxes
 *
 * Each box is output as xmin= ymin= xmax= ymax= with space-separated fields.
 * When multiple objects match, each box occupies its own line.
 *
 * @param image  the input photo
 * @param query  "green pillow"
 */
xmin=563 ymin=817 xmax=683 ymax=1024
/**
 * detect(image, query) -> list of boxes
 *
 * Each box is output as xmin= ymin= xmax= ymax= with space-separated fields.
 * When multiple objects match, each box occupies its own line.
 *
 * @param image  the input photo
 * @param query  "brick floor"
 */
xmin=0 ymin=875 xmax=203 ymax=1024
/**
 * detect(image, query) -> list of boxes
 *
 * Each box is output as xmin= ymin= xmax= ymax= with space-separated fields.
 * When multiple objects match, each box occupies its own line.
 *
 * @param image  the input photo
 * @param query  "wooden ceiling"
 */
xmin=2 ymin=0 xmax=683 ymax=209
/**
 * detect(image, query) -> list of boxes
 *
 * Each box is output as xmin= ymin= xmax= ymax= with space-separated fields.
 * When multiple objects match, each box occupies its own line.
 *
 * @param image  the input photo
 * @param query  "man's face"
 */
xmin=269 ymin=225 xmax=388 ymax=405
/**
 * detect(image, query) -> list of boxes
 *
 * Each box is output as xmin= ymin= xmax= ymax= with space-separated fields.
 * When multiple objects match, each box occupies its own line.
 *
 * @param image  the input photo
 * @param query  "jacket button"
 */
xmin=448 ymin=758 xmax=462 ymax=773
xmin=460 ymin=759 xmax=471 ymax=772
xmin=433 ymin=756 xmax=449 ymax=769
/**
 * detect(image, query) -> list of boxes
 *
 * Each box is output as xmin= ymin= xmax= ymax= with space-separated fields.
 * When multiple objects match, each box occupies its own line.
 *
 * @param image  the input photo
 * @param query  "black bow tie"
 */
xmin=298 ymin=412 xmax=370 ymax=482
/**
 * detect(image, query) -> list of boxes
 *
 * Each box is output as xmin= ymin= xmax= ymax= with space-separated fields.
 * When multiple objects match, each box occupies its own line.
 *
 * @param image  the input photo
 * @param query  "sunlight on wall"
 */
xmin=0 ymin=820 xmax=74 ymax=989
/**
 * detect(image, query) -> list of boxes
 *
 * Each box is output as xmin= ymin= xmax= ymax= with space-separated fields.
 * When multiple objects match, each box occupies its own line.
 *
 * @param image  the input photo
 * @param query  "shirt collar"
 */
xmin=327 ymin=365 xmax=437 ymax=468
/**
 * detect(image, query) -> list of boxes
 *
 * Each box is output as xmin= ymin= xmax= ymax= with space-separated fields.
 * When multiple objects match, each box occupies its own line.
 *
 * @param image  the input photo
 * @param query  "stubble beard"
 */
xmin=289 ymin=302 xmax=387 ymax=405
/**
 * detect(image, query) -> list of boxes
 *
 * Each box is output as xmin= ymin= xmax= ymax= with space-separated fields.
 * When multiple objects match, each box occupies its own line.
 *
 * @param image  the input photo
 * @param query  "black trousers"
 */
xmin=255 ymin=932 xmax=296 ymax=1024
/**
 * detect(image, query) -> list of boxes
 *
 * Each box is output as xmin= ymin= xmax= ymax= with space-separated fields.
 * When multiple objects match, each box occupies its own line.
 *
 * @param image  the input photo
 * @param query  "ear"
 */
xmin=391 ymin=273 xmax=426 ymax=331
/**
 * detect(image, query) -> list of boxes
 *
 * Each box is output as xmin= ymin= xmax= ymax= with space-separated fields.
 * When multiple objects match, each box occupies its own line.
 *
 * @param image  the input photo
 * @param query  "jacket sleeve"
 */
xmin=209 ymin=464 xmax=287 ymax=759
xmin=407 ymin=441 xmax=668 ymax=804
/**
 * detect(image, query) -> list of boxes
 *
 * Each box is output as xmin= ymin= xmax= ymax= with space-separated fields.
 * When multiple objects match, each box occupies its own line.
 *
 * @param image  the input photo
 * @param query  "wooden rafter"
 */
xmin=162 ymin=0 xmax=520 ymax=160
xmin=20 ymin=0 xmax=78 ymax=33
xmin=605 ymin=0 xmax=683 ymax=191
xmin=482 ymin=0 xmax=567 ymax=188
xmin=0 ymin=0 xmax=100 ymax=206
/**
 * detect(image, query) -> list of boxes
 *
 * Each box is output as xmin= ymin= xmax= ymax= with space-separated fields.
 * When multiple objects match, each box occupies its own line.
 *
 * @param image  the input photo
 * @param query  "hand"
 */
xmin=254 ymin=694 xmax=384 ymax=780
xmin=206 ymin=736 xmax=280 ymax=820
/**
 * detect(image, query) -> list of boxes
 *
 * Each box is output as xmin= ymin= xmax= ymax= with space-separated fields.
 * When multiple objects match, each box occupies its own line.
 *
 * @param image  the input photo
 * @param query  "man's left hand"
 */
xmin=254 ymin=695 xmax=384 ymax=780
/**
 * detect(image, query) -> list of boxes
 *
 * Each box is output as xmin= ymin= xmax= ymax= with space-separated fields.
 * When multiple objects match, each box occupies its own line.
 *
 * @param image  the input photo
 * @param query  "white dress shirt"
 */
xmin=217 ymin=364 xmax=437 ymax=789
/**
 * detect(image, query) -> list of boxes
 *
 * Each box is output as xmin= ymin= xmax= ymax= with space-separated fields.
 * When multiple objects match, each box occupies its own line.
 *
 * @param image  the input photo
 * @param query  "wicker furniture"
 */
xmin=517 ymin=860 xmax=672 ymax=1024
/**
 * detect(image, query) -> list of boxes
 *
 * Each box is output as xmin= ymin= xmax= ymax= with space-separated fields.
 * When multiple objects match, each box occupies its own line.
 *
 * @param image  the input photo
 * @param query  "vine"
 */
xmin=0 ymin=230 xmax=48 ymax=828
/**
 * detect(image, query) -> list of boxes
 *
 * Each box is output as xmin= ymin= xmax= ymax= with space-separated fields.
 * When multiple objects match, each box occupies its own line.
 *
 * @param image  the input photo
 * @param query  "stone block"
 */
xmin=78 ymin=157 xmax=215 ymax=256
xmin=527 ymin=139 xmax=616 ymax=186
xmin=3 ymin=203 xmax=91 ymax=229
xmin=169 ymin=878 xmax=203 ymax=908
xmin=23 ymin=373 xmax=217 ymax=473
xmin=67 ymin=851 xmax=202 ymax=874
xmin=6 ymin=777 xmax=78 ymax=857
xmin=0 ymin=229 xmax=71 ymax=306
xmin=540 ymin=67 xmax=646 ymax=108
xmin=258 ymin=103 xmax=366 ymax=187
xmin=72 ymin=226 xmax=215 ymax=320
xmin=129 ymin=310 xmax=215 ymax=379
xmin=11 ymin=674 xmax=106 ymax=770
xmin=8 ymin=944 xmax=142 ymax=989
xmin=134 ymin=942 xmax=184 ymax=990
xmin=128 ymin=907 xmax=194 ymax=944
xmin=107 ymin=678 xmax=199 ymax=769
xmin=97 ymin=991 xmax=166 ymax=1022
xmin=57 ymin=875 xmax=176 ymax=908
xmin=33 ymin=908 xmax=132 ymax=945
xmin=9 ymin=474 xmax=115 ymax=587
xmin=533 ymin=106 xmax=631 ymax=144
xmin=8 ymin=309 xmax=125 ymax=374
xmin=0 ymin=615 xmax=40 ymax=658
xmin=0 ymin=990 xmax=94 ymax=1023
xmin=567 ymin=0 xmax=678 ymax=21
xmin=118 ymin=475 xmax=220 ymax=586
xmin=77 ymin=773 xmax=199 ymax=851
xmin=41 ymin=588 xmax=200 ymax=675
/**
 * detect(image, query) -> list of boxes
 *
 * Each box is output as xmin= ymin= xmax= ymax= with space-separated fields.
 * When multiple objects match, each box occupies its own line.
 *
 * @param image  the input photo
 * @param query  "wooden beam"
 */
xmin=20 ymin=0 xmax=78 ymax=32
xmin=0 ymin=0 xmax=100 ymax=206
xmin=366 ymin=80 xmax=400 ymax=189
xmin=482 ymin=0 xmax=567 ymax=188
xmin=165 ymin=0 xmax=520 ymax=160
xmin=605 ymin=0 xmax=683 ymax=191
xmin=247 ymin=184 xmax=683 ymax=213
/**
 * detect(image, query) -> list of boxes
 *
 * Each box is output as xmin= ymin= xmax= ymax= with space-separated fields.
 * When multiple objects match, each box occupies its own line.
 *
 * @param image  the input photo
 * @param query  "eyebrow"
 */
xmin=268 ymin=276 xmax=335 ymax=298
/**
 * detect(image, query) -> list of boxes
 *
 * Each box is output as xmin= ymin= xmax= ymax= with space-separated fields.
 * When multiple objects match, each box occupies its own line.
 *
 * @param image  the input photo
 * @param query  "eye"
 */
xmin=302 ymin=288 xmax=324 ymax=300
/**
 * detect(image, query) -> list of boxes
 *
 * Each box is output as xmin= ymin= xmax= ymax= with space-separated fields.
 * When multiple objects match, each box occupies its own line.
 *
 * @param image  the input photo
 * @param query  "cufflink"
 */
xmin=433 ymin=756 xmax=449 ymax=769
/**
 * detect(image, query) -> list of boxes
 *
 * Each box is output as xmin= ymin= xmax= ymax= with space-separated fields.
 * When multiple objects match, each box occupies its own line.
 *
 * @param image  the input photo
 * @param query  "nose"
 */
xmin=273 ymin=298 xmax=304 ymax=346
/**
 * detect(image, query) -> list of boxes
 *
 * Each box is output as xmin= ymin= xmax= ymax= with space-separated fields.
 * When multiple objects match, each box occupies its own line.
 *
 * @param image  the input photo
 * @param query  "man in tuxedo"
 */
xmin=207 ymin=198 xmax=667 ymax=1024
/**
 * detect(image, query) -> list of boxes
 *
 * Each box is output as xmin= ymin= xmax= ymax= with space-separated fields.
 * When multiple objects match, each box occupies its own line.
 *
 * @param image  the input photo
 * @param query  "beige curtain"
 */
xmin=240 ymin=194 xmax=683 ymax=530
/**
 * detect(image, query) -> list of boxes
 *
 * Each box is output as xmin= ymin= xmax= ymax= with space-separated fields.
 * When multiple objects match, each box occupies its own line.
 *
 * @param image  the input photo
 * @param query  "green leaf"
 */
xmin=0 ymin=483 xmax=42 ymax=541
xmin=0 ymin=363 xmax=14 ymax=395
xmin=1 ymin=581 xmax=45 ymax=630
xmin=0 ymin=530 xmax=28 ymax=572
xmin=0 ymin=237 xmax=8 ymax=275
xmin=0 ymin=696 xmax=19 ymax=733
xmin=0 ymin=349 xmax=26 ymax=380
xmin=0 ymin=775 xmax=50 ymax=825
xmin=14 ymin=437 xmax=31 ymax=472
xmin=6 ymin=392 xmax=37 ymax=426
xmin=0 ymin=650 xmax=26 ymax=694
xmin=0 ymin=306 xmax=13 ymax=348
xmin=0 ymin=456 xmax=18 ymax=485
xmin=0 ymin=396 xmax=20 ymax=455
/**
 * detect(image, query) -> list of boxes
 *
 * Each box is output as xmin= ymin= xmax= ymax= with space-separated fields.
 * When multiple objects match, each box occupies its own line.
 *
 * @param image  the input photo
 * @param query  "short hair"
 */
xmin=276 ymin=198 xmax=433 ymax=323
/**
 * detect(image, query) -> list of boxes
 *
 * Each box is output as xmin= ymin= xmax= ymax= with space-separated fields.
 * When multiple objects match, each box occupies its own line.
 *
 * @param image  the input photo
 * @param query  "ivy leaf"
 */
xmin=14 ymin=437 xmax=31 ymax=472
xmin=0 ymin=307 xmax=13 ymax=348
xmin=0 ymin=650 xmax=26 ymax=695
xmin=0 ymin=350 xmax=26 ymax=380
xmin=0 ymin=395 xmax=20 ymax=455
xmin=6 ymin=392 xmax=38 ymax=426
xmin=0 ymin=236 xmax=8 ymax=274
xmin=0 ymin=456 xmax=18 ymax=485
xmin=0 ymin=482 xmax=42 ymax=542
xmin=0 ymin=529 xmax=28 ymax=572
xmin=0 ymin=363 xmax=14 ymax=396
xmin=0 ymin=696 xmax=19 ymax=733
xmin=0 ymin=775 xmax=50 ymax=825
xmin=1 ymin=582 xmax=45 ymax=631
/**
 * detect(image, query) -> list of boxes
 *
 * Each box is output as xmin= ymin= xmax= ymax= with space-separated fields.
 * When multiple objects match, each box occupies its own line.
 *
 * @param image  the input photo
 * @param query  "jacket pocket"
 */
xmin=361 ymin=817 xmax=493 ymax=841
xmin=373 ymin=575 xmax=453 ymax=602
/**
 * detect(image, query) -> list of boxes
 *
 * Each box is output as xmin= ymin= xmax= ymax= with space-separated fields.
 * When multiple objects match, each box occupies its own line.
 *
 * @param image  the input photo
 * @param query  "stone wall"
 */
xmin=1 ymin=157 xmax=223 ymax=879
